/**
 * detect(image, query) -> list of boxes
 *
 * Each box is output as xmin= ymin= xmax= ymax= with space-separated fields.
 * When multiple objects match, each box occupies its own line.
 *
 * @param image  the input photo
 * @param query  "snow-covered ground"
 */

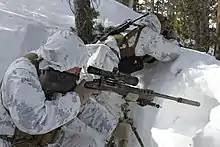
xmin=1 ymin=0 xmax=220 ymax=147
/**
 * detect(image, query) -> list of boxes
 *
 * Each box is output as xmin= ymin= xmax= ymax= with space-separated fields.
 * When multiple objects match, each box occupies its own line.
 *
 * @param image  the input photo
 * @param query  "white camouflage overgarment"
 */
xmin=81 ymin=13 xmax=182 ymax=124
xmin=128 ymin=12 xmax=181 ymax=62
xmin=0 ymin=29 xmax=117 ymax=147
xmin=81 ymin=36 xmax=124 ymax=120
xmin=80 ymin=13 xmax=182 ymax=147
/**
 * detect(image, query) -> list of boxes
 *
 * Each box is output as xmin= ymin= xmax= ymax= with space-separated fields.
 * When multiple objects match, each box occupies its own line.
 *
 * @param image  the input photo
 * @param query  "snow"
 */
xmin=131 ymin=48 xmax=219 ymax=146
xmin=143 ymin=49 xmax=219 ymax=134
xmin=0 ymin=0 xmax=73 ymax=30
xmin=1 ymin=0 xmax=220 ymax=146
xmin=152 ymin=128 xmax=194 ymax=147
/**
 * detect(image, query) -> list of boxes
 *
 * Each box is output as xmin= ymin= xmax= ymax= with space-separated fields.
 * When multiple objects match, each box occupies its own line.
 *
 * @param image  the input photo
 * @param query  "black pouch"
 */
xmin=118 ymin=56 xmax=144 ymax=74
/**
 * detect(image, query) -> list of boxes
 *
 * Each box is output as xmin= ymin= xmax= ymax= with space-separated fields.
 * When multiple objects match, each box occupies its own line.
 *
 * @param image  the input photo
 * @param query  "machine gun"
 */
xmin=84 ymin=66 xmax=200 ymax=108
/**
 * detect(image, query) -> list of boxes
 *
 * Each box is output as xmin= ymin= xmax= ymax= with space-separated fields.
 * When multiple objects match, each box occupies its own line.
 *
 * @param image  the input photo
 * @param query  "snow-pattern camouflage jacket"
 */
xmin=0 ymin=29 xmax=90 ymax=136
xmin=135 ymin=12 xmax=181 ymax=62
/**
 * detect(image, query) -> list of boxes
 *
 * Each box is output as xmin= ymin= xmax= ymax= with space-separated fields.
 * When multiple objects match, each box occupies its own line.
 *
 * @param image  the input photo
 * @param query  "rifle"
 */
xmin=84 ymin=66 xmax=200 ymax=108
xmin=93 ymin=12 xmax=149 ymax=43
xmin=87 ymin=66 xmax=139 ymax=86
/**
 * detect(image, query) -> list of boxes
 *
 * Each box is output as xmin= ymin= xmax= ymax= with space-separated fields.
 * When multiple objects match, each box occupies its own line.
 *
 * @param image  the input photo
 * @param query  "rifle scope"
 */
xmin=87 ymin=66 xmax=139 ymax=86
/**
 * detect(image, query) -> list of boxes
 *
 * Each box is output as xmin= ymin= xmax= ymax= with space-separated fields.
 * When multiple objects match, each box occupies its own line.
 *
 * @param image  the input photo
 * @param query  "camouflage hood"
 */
xmin=37 ymin=29 xmax=89 ymax=72
xmin=137 ymin=12 xmax=161 ymax=34
xmin=134 ymin=12 xmax=180 ymax=62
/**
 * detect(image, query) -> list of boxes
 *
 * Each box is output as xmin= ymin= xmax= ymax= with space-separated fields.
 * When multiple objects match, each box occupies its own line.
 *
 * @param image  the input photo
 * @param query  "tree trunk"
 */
xmin=129 ymin=0 xmax=134 ymax=8
xmin=216 ymin=0 xmax=220 ymax=59
xmin=161 ymin=0 xmax=165 ymax=14
xmin=192 ymin=0 xmax=201 ymax=49
xmin=151 ymin=0 xmax=154 ymax=12
xmin=121 ymin=0 xmax=129 ymax=6
xmin=74 ymin=0 xmax=93 ymax=44
xmin=199 ymin=0 xmax=209 ymax=51
xmin=133 ymin=0 xmax=138 ymax=11
xmin=166 ymin=0 xmax=172 ymax=19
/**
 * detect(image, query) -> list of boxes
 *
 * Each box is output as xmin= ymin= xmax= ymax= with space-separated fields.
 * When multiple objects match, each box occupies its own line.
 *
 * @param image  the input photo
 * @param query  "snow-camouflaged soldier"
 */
xmin=0 ymin=29 xmax=117 ymax=147
xmin=135 ymin=12 xmax=180 ymax=61
xmin=154 ymin=13 xmax=179 ymax=40
xmin=81 ymin=13 xmax=181 ymax=146
xmin=115 ymin=12 xmax=181 ymax=73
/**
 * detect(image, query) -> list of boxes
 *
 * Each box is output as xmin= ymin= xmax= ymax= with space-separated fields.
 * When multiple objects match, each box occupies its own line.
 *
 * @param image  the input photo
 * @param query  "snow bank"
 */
xmin=0 ymin=0 xmax=72 ymax=78
xmin=96 ymin=0 xmax=140 ymax=25
xmin=130 ymin=48 xmax=219 ymax=146
xmin=0 ymin=22 xmax=50 ymax=78
xmin=152 ymin=128 xmax=193 ymax=147
xmin=141 ymin=49 xmax=219 ymax=135
xmin=0 ymin=0 xmax=73 ymax=30
xmin=193 ymin=105 xmax=220 ymax=147
xmin=1 ymin=0 xmax=220 ymax=147
xmin=0 ymin=29 xmax=23 ymax=78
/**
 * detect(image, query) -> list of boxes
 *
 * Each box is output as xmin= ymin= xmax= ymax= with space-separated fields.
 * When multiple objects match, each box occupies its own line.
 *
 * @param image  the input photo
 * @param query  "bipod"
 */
xmin=105 ymin=102 xmax=144 ymax=147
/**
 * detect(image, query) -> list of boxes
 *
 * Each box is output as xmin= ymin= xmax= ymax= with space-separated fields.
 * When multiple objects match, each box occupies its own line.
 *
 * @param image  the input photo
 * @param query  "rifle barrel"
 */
xmin=84 ymin=78 xmax=201 ymax=108
xmin=154 ymin=92 xmax=200 ymax=107
xmin=131 ymin=12 xmax=149 ymax=23
xmin=96 ymin=12 xmax=150 ymax=43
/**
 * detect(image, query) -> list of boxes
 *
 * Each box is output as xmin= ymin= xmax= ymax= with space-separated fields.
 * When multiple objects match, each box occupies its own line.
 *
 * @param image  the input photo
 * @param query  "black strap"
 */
xmin=105 ymin=44 xmax=120 ymax=60
xmin=0 ymin=134 xmax=13 ymax=142
xmin=23 ymin=53 xmax=42 ymax=77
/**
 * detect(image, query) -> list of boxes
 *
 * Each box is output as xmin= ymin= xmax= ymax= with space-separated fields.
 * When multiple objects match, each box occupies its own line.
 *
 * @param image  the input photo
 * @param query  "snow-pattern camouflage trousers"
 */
xmin=0 ymin=99 xmax=117 ymax=147
xmin=0 ymin=135 xmax=97 ymax=147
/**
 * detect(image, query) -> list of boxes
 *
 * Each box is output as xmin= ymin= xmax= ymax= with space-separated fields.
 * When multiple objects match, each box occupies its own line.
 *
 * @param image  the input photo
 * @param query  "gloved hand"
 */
xmin=167 ymin=29 xmax=178 ymax=40
xmin=74 ymin=79 xmax=100 ymax=105
xmin=112 ymin=34 xmax=124 ymax=47
xmin=162 ymin=29 xmax=178 ymax=40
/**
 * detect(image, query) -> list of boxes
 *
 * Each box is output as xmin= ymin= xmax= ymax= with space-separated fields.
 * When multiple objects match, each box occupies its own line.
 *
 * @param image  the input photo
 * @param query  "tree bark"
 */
xmin=129 ymin=0 xmax=134 ymax=8
xmin=74 ymin=0 xmax=93 ymax=44
xmin=133 ymin=0 xmax=138 ymax=11
xmin=151 ymin=0 xmax=155 ymax=12
xmin=121 ymin=0 xmax=129 ymax=6
xmin=199 ymin=0 xmax=210 ymax=51
xmin=216 ymin=0 xmax=220 ymax=59
xmin=192 ymin=0 xmax=201 ymax=49
xmin=161 ymin=0 xmax=165 ymax=14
